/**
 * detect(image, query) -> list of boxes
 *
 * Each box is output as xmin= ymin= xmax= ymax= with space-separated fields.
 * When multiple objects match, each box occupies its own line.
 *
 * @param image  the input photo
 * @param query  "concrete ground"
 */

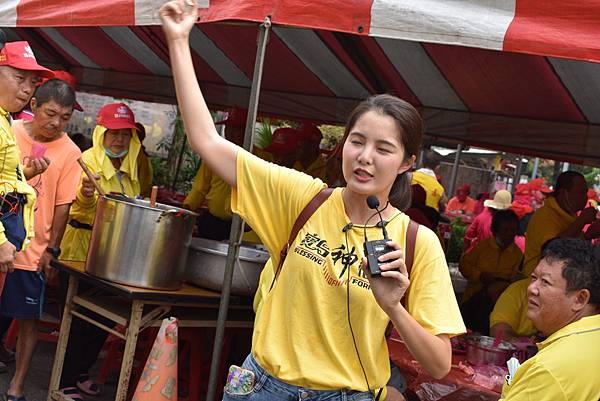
xmin=0 ymin=341 xmax=117 ymax=401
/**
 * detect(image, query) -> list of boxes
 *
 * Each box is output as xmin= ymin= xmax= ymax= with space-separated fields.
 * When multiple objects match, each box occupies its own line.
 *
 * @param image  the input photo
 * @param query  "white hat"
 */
xmin=484 ymin=190 xmax=512 ymax=210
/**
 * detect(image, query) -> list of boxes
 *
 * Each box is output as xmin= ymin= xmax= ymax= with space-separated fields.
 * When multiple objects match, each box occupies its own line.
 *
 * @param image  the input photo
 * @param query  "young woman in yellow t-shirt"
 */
xmin=160 ymin=2 xmax=465 ymax=400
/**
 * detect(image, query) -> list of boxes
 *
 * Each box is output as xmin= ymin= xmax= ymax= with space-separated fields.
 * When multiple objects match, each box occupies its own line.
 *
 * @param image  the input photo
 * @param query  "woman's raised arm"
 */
xmin=160 ymin=0 xmax=239 ymax=186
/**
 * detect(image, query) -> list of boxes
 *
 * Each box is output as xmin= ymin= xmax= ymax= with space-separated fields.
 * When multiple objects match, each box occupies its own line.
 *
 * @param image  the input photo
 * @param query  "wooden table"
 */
xmin=47 ymin=260 xmax=253 ymax=401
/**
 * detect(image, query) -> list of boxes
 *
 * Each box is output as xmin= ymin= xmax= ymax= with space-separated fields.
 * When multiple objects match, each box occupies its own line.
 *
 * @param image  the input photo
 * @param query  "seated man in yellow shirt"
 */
xmin=184 ymin=109 xmax=245 ymax=240
xmin=184 ymin=108 xmax=260 ymax=243
xmin=500 ymin=238 xmax=600 ymax=401
xmin=523 ymin=171 xmax=600 ymax=275
xmin=489 ymin=278 xmax=536 ymax=341
xmin=411 ymin=149 xmax=446 ymax=211
xmin=459 ymin=209 xmax=522 ymax=334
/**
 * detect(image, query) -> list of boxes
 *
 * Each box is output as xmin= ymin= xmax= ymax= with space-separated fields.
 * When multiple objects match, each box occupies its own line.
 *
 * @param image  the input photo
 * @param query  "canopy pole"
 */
xmin=448 ymin=144 xmax=463 ymax=199
xmin=531 ymin=157 xmax=540 ymax=179
xmin=416 ymin=149 xmax=424 ymax=169
xmin=512 ymin=156 xmax=523 ymax=196
xmin=206 ymin=16 xmax=271 ymax=401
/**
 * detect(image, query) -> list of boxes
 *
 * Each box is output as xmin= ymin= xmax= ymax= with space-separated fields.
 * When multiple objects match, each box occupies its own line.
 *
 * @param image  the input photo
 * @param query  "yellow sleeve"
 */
xmin=0 ymin=133 xmax=10 ymax=245
xmin=183 ymin=163 xmax=211 ymax=211
xmin=459 ymin=241 xmax=483 ymax=281
xmin=0 ymin=225 xmax=7 ymax=246
xmin=489 ymin=284 xmax=521 ymax=330
xmin=231 ymin=149 xmax=326 ymax=265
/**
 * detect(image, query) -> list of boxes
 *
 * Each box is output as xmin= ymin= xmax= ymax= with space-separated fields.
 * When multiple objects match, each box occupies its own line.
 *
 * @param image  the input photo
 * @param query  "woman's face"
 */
xmin=342 ymin=110 xmax=413 ymax=201
xmin=103 ymin=128 xmax=132 ymax=156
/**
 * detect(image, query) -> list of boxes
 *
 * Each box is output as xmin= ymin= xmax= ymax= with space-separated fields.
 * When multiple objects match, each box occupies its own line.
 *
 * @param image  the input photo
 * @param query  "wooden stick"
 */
xmin=77 ymin=158 xmax=106 ymax=196
xmin=150 ymin=185 xmax=158 ymax=208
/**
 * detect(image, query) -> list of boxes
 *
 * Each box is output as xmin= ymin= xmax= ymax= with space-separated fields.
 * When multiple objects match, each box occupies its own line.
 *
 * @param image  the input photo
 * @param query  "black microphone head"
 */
xmin=366 ymin=195 xmax=380 ymax=210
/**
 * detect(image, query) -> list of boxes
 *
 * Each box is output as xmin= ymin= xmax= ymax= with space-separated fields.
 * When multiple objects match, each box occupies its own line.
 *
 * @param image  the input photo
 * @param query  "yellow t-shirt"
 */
xmin=411 ymin=170 xmax=444 ymax=211
xmin=293 ymin=155 xmax=327 ymax=181
xmin=459 ymin=238 xmax=522 ymax=302
xmin=523 ymin=197 xmax=576 ymax=275
xmin=60 ymin=125 xmax=141 ymax=261
xmin=232 ymin=150 xmax=465 ymax=391
xmin=184 ymin=162 xmax=232 ymax=219
xmin=499 ymin=314 xmax=600 ymax=401
xmin=489 ymin=279 xmax=536 ymax=337
xmin=0 ymin=108 xmax=36 ymax=248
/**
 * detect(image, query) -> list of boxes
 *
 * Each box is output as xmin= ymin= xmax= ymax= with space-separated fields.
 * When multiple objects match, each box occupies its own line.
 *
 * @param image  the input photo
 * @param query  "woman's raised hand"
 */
xmin=159 ymin=0 xmax=198 ymax=41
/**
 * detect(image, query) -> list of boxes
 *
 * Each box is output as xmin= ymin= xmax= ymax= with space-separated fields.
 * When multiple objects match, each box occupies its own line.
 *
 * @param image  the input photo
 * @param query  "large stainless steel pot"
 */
xmin=86 ymin=194 xmax=197 ymax=290
xmin=466 ymin=335 xmax=516 ymax=366
xmin=185 ymin=238 xmax=269 ymax=296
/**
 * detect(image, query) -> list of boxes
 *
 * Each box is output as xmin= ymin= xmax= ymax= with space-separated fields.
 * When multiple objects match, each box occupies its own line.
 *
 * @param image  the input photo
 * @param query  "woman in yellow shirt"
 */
xmin=160 ymin=3 xmax=465 ymax=401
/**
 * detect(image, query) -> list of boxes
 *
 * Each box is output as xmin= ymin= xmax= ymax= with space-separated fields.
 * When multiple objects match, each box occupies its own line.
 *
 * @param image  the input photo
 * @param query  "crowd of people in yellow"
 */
xmin=0 ymin=4 xmax=599 ymax=400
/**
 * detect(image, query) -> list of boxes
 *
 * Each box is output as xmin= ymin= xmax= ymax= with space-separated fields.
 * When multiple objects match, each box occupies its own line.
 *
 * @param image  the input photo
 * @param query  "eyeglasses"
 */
xmin=105 ymin=130 xmax=132 ymax=140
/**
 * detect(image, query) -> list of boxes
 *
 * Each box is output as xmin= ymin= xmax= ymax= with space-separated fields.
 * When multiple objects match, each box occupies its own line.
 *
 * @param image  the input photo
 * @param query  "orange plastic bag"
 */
xmin=132 ymin=317 xmax=178 ymax=400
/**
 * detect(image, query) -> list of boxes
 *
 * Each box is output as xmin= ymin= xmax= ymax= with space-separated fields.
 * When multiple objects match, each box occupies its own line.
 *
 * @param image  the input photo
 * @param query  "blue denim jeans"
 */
xmin=223 ymin=354 xmax=375 ymax=401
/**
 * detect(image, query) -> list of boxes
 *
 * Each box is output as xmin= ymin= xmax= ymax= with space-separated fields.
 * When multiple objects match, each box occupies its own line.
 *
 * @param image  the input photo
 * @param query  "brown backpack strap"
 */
xmin=269 ymin=188 xmax=334 ymax=291
xmin=404 ymin=219 xmax=419 ymax=275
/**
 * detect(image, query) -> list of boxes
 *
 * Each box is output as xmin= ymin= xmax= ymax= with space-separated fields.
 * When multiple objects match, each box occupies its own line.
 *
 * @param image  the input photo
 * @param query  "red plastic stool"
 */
xmin=179 ymin=327 xmax=252 ymax=401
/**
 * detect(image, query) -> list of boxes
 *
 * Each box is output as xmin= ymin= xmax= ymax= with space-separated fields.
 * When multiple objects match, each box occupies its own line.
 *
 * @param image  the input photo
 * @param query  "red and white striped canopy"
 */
xmin=3 ymin=0 xmax=600 ymax=164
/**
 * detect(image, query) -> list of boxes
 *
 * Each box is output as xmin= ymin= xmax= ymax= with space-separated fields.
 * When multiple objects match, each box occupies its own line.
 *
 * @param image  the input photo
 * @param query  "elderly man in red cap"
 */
xmin=446 ymin=184 xmax=476 ymax=215
xmin=0 ymin=39 xmax=53 ymax=280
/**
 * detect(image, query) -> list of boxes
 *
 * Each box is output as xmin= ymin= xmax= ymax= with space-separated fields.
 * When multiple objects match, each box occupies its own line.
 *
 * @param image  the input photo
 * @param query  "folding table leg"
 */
xmin=115 ymin=300 xmax=144 ymax=401
xmin=47 ymin=275 xmax=79 ymax=401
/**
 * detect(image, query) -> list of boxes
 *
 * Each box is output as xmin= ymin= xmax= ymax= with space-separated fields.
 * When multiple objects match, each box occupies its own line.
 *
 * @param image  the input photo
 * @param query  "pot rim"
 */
xmin=101 ymin=193 xmax=198 ymax=217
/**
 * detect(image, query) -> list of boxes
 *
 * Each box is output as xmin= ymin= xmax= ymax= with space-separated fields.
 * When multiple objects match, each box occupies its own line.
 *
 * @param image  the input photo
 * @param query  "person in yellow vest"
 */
xmin=459 ymin=210 xmax=523 ymax=334
xmin=411 ymin=149 xmax=446 ymax=211
xmin=60 ymin=102 xmax=141 ymax=261
xmin=135 ymin=122 xmax=153 ymax=198
xmin=523 ymin=171 xmax=600 ymax=276
xmin=0 ymin=38 xmax=53 ymax=374
xmin=0 ymin=40 xmax=53 ymax=270
xmin=57 ymin=102 xmax=141 ymax=400
xmin=500 ymin=238 xmax=600 ymax=401
xmin=161 ymin=5 xmax=466 ymax=401
xmin=489 ymin=278 xmax=536 ymax=341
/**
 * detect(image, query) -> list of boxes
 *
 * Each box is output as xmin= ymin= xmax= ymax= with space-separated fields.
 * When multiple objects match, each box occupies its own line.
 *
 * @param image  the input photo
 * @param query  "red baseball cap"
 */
xmin=0 ymin=41 xmax=53 ymax=78
xmin=266 ymin=127 xmax=302 ymax=156
xmin=42 ymin=70 xmax=83 ymax=111
xmin=298 ymin=122 xmax=322 ymax=143
xmin=96 ymin=103 xmax=137 ymax=130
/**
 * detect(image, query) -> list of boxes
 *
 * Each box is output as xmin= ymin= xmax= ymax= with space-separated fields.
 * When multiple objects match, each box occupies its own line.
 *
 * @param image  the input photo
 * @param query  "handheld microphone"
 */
xmin=363 ymin=195 xmax=397 ymax=277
